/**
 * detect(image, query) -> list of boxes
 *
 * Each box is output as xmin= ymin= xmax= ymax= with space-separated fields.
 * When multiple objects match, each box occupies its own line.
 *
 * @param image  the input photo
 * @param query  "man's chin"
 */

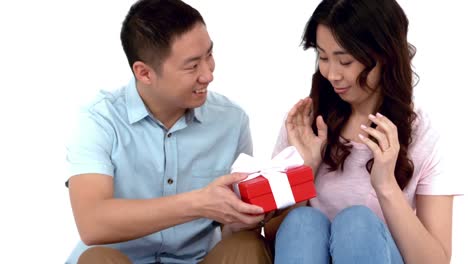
xmin=187 ymin=96 xmax=207 ymax=109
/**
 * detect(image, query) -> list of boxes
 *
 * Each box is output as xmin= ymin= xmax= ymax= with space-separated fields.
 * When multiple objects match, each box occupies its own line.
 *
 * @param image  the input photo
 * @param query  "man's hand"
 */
xmin=196 ymin=172 xmax=265 ymax=226
xmin=222 ymin=211 xmax=276 ymax=238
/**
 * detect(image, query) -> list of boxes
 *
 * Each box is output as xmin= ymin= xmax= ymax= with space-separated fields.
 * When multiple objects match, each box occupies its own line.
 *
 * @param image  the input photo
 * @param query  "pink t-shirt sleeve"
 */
xmin=413 ymin=109 xmax=463 ymax=195
xmin=272 ymin=115 xmax=290 ymax=158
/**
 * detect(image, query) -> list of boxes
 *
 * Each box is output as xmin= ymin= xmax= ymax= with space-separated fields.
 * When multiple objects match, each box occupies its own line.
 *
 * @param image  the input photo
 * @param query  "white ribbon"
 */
xmin=232 ymin=146 xmax=304 ymax=210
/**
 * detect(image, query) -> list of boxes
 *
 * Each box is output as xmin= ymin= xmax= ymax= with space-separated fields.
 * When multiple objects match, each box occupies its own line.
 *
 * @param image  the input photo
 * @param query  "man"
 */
xmin=65 ymin=0 xmax=272 ymax=263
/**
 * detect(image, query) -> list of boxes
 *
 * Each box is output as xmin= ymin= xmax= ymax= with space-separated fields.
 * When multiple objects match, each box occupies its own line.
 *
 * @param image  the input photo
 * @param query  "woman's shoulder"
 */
xmin=409 ymin=105 xmax=442 ymax=164
xmin=411 ymin=105 xmax=439 ymax=141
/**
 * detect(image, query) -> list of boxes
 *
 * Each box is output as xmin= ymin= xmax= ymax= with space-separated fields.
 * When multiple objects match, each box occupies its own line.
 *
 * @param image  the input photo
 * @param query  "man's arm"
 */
xmin=69 ymin=172 xmax=264 ymax=246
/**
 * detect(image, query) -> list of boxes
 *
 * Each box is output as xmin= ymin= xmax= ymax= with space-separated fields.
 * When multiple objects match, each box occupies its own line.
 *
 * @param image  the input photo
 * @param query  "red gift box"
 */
xmin=237 ymin=165 xmax=316 ymax=213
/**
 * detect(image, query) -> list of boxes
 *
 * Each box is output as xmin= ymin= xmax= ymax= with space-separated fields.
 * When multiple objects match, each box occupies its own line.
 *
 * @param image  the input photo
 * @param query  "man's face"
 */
xmin=151 ymin=22 xmax=215 ymax=112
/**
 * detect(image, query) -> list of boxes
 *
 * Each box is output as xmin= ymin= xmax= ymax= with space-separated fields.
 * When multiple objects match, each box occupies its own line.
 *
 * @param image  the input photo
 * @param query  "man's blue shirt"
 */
xmin=66 ymin=79 xmax=252 ymax=263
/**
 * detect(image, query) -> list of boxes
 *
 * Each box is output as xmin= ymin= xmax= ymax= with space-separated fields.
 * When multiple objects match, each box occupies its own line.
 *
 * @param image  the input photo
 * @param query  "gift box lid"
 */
xmin=238 ymin=165 xmax=314 ymax=199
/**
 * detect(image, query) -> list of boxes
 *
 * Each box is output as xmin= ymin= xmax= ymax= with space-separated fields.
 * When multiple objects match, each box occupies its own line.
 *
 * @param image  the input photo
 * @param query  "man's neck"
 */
xmin=148 ymin=104 xmax=186 ymax=130
xmin=136 ymin=83 xmax=186 ymax=130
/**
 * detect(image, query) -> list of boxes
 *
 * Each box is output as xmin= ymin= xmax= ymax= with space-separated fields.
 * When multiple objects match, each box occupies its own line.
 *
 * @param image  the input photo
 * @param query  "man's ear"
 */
xmin=132 ymin=61 xmax=155 ymax=85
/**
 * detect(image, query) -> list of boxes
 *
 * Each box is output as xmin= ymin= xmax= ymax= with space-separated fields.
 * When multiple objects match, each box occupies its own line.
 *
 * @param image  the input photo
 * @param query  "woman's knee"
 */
xmin=332 ymin=205 xmax=383 ymax=238
xmin=283 ymin=207 xmax=329 ymax=226
xmin=274 ymin=207 xmax=331 ymax=264
xmin=330 ymin=206 xmax=402 ymax=263
xmin=276 ymin=206 xmax=330 ymax=239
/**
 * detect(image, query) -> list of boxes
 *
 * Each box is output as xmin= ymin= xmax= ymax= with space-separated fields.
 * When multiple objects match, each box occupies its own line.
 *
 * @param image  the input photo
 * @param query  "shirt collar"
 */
xmin=126 ymin=77 xmax=150 ymax=124
xmin=192 ymin=106 xmax=204 ymax=123
xmin=126 ymin=77 xmax=206 ymax=125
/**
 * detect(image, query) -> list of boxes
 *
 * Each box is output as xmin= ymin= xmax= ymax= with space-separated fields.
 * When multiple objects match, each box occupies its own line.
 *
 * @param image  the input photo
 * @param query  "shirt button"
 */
xmin=167 ymin=178 xmax=174 ymax=184
xmin=167 ymin=133 xmax=172 ymax=138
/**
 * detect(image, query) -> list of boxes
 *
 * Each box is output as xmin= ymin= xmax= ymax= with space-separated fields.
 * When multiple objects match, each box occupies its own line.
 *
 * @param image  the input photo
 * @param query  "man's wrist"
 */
xmin=186 ymin=189 xmax=205 ymax=218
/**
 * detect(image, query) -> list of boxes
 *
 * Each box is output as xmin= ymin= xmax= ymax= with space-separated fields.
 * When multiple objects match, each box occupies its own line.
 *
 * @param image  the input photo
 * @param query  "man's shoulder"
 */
xmin=204 ymin=91 xmax=246 ymax=115
xmin=81 ymin=87 xmax=127 ymax=116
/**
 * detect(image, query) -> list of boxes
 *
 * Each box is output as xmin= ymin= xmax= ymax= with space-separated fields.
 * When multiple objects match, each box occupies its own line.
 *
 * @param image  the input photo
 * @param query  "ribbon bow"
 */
xmin=232 ymin=146 xmax=304 ymax=209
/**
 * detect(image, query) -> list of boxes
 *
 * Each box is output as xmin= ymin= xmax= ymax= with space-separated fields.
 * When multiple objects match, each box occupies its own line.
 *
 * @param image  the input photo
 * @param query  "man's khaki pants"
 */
xmin=78 ymin=230 xmax=273 ymax=264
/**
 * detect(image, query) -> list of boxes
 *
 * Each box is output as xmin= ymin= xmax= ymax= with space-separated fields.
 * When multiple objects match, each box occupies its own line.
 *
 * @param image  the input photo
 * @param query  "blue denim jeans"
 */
xmin=275 ymin=206 xmax=404 ymax=264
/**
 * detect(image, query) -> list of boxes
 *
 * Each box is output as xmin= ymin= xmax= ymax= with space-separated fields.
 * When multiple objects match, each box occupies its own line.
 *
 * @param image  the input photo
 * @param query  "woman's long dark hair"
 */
xmin=302 ymin=0 xmax=417 ymax=190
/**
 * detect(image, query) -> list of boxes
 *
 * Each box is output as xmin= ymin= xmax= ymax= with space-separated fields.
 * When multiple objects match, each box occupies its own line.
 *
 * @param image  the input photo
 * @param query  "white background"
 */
xmin=0 ymin=0 xmax=466 ymax=263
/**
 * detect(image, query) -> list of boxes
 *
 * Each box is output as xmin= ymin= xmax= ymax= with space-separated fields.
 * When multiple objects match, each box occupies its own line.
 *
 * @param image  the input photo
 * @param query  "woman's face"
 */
xmin=316 ymin=24 xmax=381 ymax=109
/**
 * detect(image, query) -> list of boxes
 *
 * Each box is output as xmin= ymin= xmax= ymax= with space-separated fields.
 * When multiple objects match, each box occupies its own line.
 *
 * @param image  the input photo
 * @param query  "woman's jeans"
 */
xmin=275 ymin=205 xmax=404 ymax=264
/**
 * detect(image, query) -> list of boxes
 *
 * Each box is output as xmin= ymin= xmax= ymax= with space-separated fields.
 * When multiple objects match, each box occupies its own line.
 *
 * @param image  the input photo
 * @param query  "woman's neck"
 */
xmin=343 ymin=95 xmax=381 ymax=142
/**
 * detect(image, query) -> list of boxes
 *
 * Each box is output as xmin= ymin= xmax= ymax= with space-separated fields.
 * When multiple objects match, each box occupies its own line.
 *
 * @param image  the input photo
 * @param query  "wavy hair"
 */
xmin=302 ymin=0 xmax=417 ymax=190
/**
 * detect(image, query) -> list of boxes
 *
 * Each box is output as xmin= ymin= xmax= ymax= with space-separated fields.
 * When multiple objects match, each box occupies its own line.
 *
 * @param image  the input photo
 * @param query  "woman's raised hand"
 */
xmin=286 ymin=97 xmax=327 ymax=171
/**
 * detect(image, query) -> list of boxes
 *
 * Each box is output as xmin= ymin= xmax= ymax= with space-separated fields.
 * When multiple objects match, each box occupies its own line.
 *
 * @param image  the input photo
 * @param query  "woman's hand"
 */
xmin=286 ymin=97 xmax=327 ymax=171
xmin=358 ymin=113 xmax=399 ymax=191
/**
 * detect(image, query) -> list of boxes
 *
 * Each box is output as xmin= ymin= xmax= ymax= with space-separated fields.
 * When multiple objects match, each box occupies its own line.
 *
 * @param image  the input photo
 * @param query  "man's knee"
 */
xmin=78 ymin=246 xmax=132 ymax=264
xmin=201 ymin=230 xmax=272 ymax=264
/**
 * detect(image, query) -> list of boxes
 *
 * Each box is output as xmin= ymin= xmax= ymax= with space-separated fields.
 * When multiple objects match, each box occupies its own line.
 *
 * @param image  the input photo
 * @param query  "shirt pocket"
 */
xmin=190 ymin=168 xmax=231 ymax=190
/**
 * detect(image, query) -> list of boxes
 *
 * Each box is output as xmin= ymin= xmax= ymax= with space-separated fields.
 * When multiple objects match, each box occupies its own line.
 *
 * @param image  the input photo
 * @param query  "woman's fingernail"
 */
xmin=376 ymin=112 xmax=383 ymax=117
xmin=358 ymin=134 xmax=365 ymax=140
xmin=360 ymin=124 xmax=367 ymax=129
xmin=369 ymin=114 xmax=376 ymax=119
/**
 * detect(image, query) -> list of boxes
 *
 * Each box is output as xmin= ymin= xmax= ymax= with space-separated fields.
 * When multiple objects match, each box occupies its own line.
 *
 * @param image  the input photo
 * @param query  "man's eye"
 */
xmin=186 ymin=64 xmax=198 ymax=70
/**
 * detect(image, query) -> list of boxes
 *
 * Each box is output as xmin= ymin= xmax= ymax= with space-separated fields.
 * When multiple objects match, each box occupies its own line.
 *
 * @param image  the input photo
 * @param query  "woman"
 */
xmin=269 ymin=0 xmax=461 ymax=263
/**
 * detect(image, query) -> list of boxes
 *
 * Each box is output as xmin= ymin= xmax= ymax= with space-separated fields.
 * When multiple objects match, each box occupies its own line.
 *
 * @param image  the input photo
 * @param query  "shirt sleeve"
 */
xmin=66 ymin=109 xmax=115 ymax=180
xmin=271 ymin=114 xmax=290 ymax=158
xmin=236 ymin=111 xmax=253 ymax=157
xmin=415 ymin=111 xmax=463 ymax=195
